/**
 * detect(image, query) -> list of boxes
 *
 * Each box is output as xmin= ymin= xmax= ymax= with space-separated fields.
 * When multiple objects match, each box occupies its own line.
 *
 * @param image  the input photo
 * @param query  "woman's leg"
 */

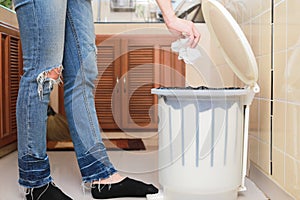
xmin=63 ymin=0 xmax=158 ymax=198
xmin=62 ymin=0 xmax=116 ymax=183
xmin=15 ymin=0 xmax=67 ymax=188
xmin=15 ymin=0 xmax=74 ymax=199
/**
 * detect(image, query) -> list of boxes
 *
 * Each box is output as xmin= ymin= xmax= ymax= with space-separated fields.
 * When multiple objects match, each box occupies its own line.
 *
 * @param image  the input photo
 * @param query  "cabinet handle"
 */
xmin=123 ymin=77 xmax=126 ymax=93
xmin=116 ymin=77 xmax=119 ymax=93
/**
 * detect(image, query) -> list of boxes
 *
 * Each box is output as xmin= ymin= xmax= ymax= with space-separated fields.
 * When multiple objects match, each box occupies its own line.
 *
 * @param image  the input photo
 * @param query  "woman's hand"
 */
xmin=164 ymin=14 xmax=200 ymax=48
xmin=155 ymin=0 xmax=201 ymax=48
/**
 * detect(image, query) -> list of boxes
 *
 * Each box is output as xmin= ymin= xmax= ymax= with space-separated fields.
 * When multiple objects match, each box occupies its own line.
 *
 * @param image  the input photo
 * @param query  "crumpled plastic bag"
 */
xmin=171 ymin=38 xmax=202 ymax=64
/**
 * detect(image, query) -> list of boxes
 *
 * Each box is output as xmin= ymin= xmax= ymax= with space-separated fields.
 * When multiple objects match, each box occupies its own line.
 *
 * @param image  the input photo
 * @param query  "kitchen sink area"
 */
xmin=92 ymin=0 xmax=202 ymax=23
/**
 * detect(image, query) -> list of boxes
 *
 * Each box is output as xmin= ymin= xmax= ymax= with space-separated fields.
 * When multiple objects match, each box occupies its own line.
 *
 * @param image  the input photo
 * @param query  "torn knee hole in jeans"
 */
xmin=36 ymin=65 xmax=63 ymax=99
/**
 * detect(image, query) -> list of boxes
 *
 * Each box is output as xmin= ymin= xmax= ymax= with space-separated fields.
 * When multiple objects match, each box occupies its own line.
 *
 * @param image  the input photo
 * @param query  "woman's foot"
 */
xmin=26 ymin=182 xmax=72 ymax=200
xmin=91 ymin=177 xmax=158 ymax=199
xmin=92 ymin=173 xmax=125 ymax=184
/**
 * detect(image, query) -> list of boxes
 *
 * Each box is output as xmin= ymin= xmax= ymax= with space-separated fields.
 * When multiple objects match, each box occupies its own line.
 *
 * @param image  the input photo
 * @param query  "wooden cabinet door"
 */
xmin=120 ymin=37 xmax=157 ymax=130
xmin=157 ymin=43 xmax=186 ymax=88
xmin=0 ymin=24 xmax=22 ymax=148
xmin=120 ymin=35 xmax=185 ymax=130
xmin=95 ymin=35 xmax=121 ymax=130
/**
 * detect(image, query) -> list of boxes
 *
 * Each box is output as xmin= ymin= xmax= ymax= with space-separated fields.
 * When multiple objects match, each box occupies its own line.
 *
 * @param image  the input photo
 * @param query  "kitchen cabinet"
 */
xmin=0 ymin=21 xmax=22 ymax=151
xmin=59 ymin=34 xmax=185 ymax=131
xmin=95 ymin=34 xmax=185 ymax=131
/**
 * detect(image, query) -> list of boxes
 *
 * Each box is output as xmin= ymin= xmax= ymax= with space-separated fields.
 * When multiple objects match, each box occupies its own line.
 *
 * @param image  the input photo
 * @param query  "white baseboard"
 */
xmin=249 ymin=162 xmax=295 ymax=200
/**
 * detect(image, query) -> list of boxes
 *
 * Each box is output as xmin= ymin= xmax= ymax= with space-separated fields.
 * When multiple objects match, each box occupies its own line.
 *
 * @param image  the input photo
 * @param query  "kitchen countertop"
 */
xmin=94 ymin=22 xmax=206 ymax=35
xmin=0 ymin=5 xmax=18 ymax=28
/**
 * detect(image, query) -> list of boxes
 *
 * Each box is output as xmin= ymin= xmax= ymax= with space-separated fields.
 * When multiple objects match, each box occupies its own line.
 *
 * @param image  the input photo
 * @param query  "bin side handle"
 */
xmin=239 ymin=105 xmax=250 ymax=192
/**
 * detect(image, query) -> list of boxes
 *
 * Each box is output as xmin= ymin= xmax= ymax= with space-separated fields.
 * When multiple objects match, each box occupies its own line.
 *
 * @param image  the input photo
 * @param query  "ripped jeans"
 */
xmin=14 ymin=0 xmax=116 ymax=188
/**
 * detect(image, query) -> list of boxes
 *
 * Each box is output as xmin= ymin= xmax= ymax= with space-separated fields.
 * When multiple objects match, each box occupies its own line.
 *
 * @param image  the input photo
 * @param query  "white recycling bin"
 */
xmin=151 ymin=0 xmax=260 ymax=200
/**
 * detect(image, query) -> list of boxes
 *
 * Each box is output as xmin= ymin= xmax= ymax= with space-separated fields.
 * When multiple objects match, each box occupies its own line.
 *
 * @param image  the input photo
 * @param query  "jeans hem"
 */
xmin=19 ymin=176 xmax=52 ymax=188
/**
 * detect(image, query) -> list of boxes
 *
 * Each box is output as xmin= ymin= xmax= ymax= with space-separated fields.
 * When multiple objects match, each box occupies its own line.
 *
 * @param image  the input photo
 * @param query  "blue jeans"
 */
xmin=14 ymin=0 xmax=116 ymax=188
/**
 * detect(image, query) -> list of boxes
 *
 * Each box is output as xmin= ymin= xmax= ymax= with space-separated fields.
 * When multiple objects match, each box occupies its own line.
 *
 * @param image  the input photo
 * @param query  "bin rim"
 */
xmin=151 ymin=87 xmax=251 ymax=97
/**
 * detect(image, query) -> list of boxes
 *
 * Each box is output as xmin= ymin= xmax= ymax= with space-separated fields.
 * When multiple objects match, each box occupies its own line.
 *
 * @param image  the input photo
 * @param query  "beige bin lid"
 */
xmin=202 ymin=0 xmax=259 ymax=92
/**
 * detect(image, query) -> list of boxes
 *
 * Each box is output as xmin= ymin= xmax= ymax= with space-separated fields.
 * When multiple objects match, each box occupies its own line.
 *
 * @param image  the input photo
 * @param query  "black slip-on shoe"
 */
xmin=91 ymin=177 xmax=158 ymax=199
xmin=26 ymin=182 xmax=73 ymax=200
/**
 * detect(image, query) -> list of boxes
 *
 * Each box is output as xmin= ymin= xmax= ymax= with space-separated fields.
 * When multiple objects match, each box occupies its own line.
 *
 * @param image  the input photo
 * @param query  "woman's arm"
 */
xmin=155 ymin=0 xmax=201 ymax=48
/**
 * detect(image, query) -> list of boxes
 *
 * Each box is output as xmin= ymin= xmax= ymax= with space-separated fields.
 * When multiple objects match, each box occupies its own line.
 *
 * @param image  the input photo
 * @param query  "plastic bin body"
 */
xmin=153 ymin=88 xmax=253 ymax=200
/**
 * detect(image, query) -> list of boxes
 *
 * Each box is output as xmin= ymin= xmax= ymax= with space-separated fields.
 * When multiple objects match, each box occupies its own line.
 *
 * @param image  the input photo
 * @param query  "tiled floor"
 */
xmin=0 ymin=150 xmax=268 ymax=200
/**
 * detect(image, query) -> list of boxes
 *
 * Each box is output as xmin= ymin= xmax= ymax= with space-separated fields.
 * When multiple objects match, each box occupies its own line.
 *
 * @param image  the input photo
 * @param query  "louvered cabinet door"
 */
xmin=119 ymin=35 xmax=185 ymax=130
xmin=120 ymin=37 xmax=158 ymax=130
xmin=158 ymin=44 xmax=186 ymax=88
xmin=95 ymin=36 xmax=121 ymax=130
xmin=0 ymin=27 xmax=22 ymax=148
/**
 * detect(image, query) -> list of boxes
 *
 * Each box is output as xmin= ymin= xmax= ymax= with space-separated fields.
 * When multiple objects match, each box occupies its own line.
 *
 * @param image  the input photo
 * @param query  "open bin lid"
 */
xmin=202 ymin=0 xmax=259 ymax=92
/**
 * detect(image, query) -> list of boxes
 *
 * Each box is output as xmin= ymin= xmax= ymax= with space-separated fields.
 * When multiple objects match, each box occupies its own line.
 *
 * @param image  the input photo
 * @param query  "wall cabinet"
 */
xmin=59 ymin=34 xmax=185 ymax=131
xmin=0 ymin=22 xmax=22 ymax=151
